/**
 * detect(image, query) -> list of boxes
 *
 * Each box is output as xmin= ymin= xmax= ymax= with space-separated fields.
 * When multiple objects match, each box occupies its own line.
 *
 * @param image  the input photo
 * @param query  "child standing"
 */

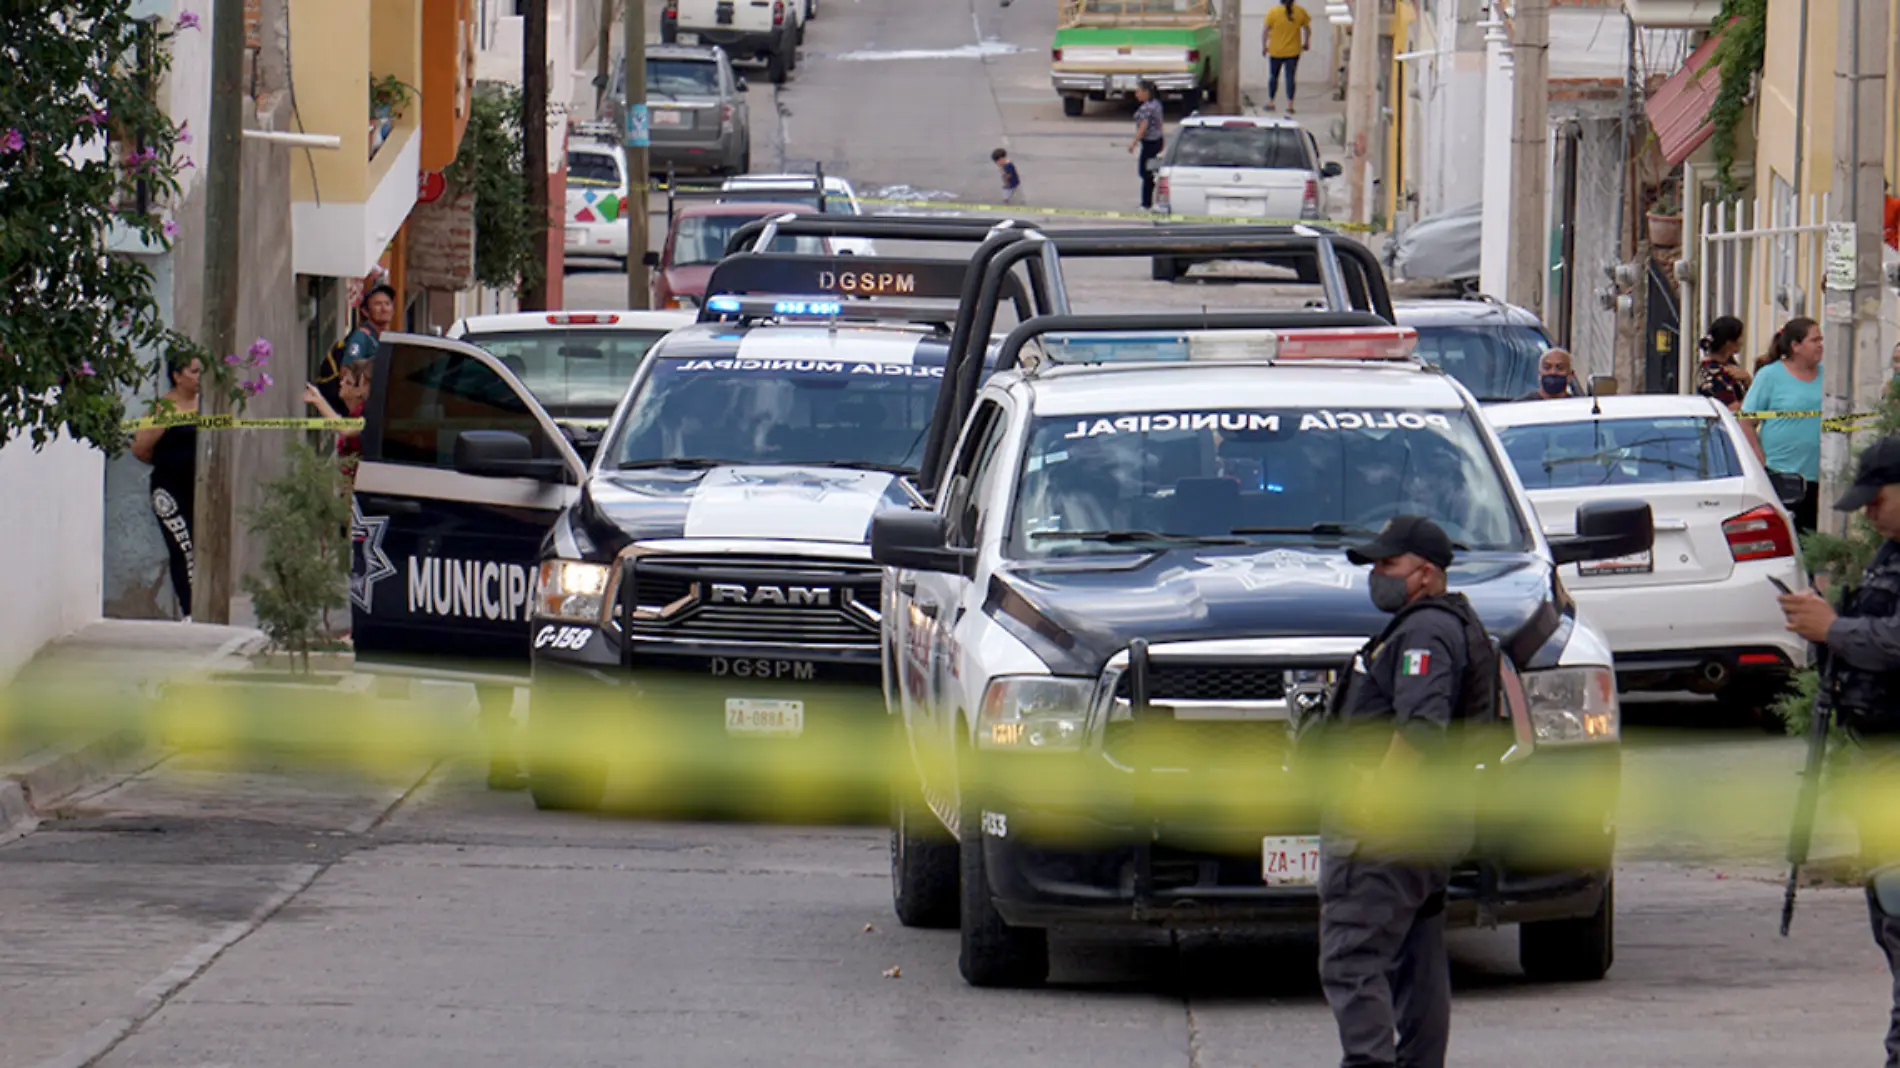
xmin=991 ymin=147 xmax=1023 ymax=205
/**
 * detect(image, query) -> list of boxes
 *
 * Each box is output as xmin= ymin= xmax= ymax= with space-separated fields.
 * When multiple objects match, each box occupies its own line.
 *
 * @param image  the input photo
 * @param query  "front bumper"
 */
xmin=1052 ymin=70 xmax=1200 ymax=96
xmin=973 ymin=747 xmax=1619 ymax=933
xmin=564 ymin=222 xmax=628 ymax=258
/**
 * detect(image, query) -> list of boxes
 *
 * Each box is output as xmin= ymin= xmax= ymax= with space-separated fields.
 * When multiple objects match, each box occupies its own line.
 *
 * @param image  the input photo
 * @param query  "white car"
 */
xmin=446 ymin=310 xmax=697 ymax=458
xmin=1486 ymin=394 xmax=1810 ymax=710
xmin=720 ymin=172 xmax=874 ymax=256
xmin=564 ymin=134 xmax=632 ymax=265
xmin=1155 ymin=114 xmax=1341 ymax=222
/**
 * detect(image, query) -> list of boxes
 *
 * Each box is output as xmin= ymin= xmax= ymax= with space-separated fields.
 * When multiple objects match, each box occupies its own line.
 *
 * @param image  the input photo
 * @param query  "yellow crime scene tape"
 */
xmin=1737 ymin=410 xmax=1884 ymax=432
xmin=650 ymin=181 xmax=1378 ymax=232
xmin=121 ymin=414 xmax=365 ymax=432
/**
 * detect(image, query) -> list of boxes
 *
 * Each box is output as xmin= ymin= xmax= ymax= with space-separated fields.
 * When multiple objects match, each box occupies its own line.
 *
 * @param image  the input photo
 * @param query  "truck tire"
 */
xmin=1062 ymin=95 xmax=1085 ymax=117
xmin=768 ymin=47 xmax=788 ymax=84
xmin=527 ymin=700 xmax=608 ymax=811
xmin=1152 ymin=255 xmax=1177 ymax=281
xmin=892 ymin=779 xmax=959 ymax=928
xmin=958 ymin=787 xmax=1049 ymax=987
xmin=1519 ymin=878 xmax=1614 ymax=981
xmin=806 ymin=0 xmax=817 ymax=19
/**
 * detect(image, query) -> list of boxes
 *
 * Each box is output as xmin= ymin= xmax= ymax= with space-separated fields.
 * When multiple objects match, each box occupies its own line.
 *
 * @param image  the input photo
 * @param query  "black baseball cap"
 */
xmin=1346 ymin=515 xmax=1455 ymax=570
xmin=361 ymin=281 xmax=396 ymax=306
xmin=1834 ymin=436 xmax=1900 ymax=511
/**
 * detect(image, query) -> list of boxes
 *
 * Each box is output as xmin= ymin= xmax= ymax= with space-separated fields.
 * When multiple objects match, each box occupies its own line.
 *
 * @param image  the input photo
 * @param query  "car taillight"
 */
xmin=774 ymin=0 xmax=785 ymax=24
xmin=546 ymin=313 xmax=621 ymax=325
xmin=1052 ymin=47 xmax=1063 ymax=61
xmin=1156 ymin=175 xmax=1170 ymax=202
xmin=1723 ymin=505 xmax=1796 ymax=561
xmin=721 ymin=102 xmax=735 ymax=127
xmin=1187 ymin=49 xmax=1200 ymax=62
xmin=1302 ymin=178 xmax=1319 ymax=218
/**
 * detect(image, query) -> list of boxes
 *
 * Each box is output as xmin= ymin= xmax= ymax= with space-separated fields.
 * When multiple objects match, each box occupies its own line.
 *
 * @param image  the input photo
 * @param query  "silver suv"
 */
xmin=609 ymin=44 xmax=752 ymax=176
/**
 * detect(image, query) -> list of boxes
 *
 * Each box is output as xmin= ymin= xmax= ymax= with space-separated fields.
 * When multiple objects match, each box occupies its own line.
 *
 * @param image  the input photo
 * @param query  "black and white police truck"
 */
xmin=347 ymin=216 xmax=1058 ymax=812
xmin=867 ymin=228 xmax=1653 ymax=988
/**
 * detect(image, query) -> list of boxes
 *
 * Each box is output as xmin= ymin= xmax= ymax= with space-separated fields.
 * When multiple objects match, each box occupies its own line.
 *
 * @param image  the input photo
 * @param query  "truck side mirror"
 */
xmin=454 ymin=430 xmax=568 ymax=483
xmin=870 ymin=510 xmax=973 ymax=576
xmin=1548 ymin=500 xmax=1653 ymax=566
xmin=1321 ymin=161 xmax=1343 ymax=179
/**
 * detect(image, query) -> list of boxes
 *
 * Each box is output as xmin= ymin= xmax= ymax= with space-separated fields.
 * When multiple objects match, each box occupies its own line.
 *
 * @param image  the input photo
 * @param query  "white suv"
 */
xmin=663 ymin=0 xmax=800 ymax=84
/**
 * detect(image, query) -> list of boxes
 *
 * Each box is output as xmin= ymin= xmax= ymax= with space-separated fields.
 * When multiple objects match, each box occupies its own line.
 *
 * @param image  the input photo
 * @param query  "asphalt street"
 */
xmin=2 ymin=3 xmax=1893 ymax=1066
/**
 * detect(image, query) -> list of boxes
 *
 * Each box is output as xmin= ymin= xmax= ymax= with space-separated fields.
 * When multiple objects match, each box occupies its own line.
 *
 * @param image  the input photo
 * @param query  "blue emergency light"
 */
xmin=774 ymin=299 xmax=843 ymax=317
xmin=706 ymin=296 xmax=743 ymax=314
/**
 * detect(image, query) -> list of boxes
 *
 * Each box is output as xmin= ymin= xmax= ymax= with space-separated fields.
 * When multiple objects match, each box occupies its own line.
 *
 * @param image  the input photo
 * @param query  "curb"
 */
xmin=0 ymin=729 xmax=152 ymax=839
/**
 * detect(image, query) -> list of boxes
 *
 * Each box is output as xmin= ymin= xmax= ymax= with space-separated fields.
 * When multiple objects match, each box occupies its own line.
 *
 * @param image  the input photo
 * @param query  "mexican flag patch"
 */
xmin=1400 ymin=649 xmax=1432 ymax=676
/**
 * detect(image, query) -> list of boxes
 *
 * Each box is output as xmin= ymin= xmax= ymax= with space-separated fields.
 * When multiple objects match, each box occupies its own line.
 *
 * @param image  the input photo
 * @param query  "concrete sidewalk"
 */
xmin=0 ymin=619 xmax=269 ymax=837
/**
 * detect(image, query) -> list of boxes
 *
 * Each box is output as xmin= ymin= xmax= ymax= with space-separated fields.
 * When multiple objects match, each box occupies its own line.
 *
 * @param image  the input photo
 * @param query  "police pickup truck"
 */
xmin=866 ymin=229 xmax=1652 ymax=989
xmin=347 ymin=220 xmax=1047 ymax=813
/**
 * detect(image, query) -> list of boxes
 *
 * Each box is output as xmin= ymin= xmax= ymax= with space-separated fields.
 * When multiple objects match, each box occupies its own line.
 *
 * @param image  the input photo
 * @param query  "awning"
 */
xmin=1646 ymin=33 xmax=1724 ymax=167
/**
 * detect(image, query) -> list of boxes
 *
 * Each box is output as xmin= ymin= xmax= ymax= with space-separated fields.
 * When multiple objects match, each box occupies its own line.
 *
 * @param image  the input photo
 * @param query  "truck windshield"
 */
xmin=458 ymin=329 xmax=670 ymax=420
xmin=1410 ymin=324 xmax=1552 ymax=402
xmin=610 ymin=355 xmax=945 ymax=471
xmin=1010 ymin=406 xmax=1527 ymax=556
xmin=1170 ymin=125 xmax=1310 ymax=169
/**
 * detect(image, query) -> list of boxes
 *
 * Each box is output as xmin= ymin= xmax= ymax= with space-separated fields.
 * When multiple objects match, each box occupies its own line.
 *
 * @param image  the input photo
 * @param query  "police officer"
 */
xmin=1778 ymin=436 xmax=1900 ymax=1067
xmin=1321 ymin=514 xmax=1491 ymax=1068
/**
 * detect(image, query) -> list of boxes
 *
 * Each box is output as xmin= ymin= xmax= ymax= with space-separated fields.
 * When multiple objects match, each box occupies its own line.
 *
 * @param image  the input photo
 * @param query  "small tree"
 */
xmin=446 ymin=82 xmax=545 ymax=293
xmin=241 ymin=441 xmax=349 ymax=673
xmin=0 ymin=4 xmax=252 ymax=452
xmin=1773 ymin=378 xmax=1900 ymax=736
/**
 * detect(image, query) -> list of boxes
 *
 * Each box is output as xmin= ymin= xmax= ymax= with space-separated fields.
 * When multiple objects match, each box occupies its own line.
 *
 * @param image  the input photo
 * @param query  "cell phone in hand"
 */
xmin=1767 ymin=576 xmax=1794 ymax=596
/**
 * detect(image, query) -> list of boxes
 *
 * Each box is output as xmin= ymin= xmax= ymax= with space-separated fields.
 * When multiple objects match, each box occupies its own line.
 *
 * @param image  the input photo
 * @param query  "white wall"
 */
xmin=474 ymin=0 xmax=578 ymax=169
xmin=0 ymin=435 xmax=105 ymax=682
xmin=1240 ymin=0 xmax=1342 ymax=104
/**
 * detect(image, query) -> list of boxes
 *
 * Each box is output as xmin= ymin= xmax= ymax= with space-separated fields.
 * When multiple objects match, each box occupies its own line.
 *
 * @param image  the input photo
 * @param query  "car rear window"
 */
xmin=1170 ymin=124 xmax=1310 ymax=169
xmin=647 ymin=58 xmax=720 ymax=96
xmin=1496 ymin=415 xmax=1742 ymax=489
xmin=1409 ymin=324 xmax=1551 ymax=401
xmin=568 ymin=151 xmax=620 ymax=187
xmin=458 ymin=329 xmax=672 ymax=419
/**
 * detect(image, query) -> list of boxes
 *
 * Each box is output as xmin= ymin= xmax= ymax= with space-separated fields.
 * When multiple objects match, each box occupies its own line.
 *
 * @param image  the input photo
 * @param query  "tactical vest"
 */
xmin=1326 ymin=593 xmax=1499 ymax=726
xmin=1833 ymin=545 xmax=1900 ymax=734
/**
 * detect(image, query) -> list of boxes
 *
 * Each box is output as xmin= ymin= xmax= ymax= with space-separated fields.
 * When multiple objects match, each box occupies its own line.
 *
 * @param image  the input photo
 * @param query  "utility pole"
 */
xmin=1820 ymin=0 xmax=1890 ymax=535
xmin=625 ymin=0 xmax=652 ymax=309
xmin=1343 ymin=0 xmax=1380 ymax=225
xmin=595 ymin=0 xmax=618 ymax=117
xmin=1505 ymin=0 xmax=1547 ymax=317
xmin=522 ymin=0 xmax=551 ymax=311
xmin=191 ymin=0 xmax=245 ymax=625
xmin=1477 ymin=3 xmax=1511 ymax=298
xmin=1216 ymin=0 xmax=1241 ymax=113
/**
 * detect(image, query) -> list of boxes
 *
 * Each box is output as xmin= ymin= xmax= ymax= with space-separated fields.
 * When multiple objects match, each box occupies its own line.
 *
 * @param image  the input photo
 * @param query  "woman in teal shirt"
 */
xmin=1741 ymin=316 xmax=1824 ymax=531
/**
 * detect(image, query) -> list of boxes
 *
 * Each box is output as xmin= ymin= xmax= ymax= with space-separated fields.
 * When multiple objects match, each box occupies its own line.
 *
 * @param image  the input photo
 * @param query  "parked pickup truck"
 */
xmin=1051 ymin=0 xmax=1219 ymax=117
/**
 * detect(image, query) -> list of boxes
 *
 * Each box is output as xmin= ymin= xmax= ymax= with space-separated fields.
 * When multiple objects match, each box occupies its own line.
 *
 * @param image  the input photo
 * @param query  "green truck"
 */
xmin=1051 ymin=0 xmax=1220 ymax=117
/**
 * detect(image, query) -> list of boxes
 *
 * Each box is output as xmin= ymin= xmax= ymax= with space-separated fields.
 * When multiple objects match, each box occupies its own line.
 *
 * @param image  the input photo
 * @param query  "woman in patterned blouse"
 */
xmin=1695 ymin=315 xmax=1750 ymax=412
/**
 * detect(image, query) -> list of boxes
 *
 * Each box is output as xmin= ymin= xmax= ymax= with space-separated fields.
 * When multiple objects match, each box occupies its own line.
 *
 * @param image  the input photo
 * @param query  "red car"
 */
xmin=645 ymin=200 xmax=830 ymax=310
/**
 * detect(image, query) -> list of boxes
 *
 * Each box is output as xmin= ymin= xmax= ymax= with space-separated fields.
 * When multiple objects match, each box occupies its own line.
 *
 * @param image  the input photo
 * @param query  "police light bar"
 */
xmin=700 ymin=293 xmax=961 ymax=323
xmin=545 ymin=313 xmax=623 ymax=326
xmin=1037 ymin=326 xmax=1419 ymax=366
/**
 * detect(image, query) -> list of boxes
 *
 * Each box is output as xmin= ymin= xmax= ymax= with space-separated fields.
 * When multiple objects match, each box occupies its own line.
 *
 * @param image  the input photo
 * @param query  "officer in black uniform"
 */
xmin=1778 ymin=436 xmax=1900 ymax=1067
xmin=1321 ymin=514 xmax=1491 ymax=1068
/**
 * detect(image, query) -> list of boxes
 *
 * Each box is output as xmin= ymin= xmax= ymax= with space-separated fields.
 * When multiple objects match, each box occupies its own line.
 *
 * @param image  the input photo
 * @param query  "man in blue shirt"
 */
xmin=1742 ymin=316 xmax=1824 ymax=531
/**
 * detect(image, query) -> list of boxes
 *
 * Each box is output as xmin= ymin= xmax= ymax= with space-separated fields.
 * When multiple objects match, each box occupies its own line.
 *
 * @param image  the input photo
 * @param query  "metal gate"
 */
xmin=1677 ymin=191 xmax=1830 ymax=393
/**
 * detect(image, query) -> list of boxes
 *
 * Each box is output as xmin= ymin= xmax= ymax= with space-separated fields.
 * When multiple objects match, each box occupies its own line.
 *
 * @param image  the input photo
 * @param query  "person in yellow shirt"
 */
xmin=1262 ymin=0 xmax=1313 ymax=113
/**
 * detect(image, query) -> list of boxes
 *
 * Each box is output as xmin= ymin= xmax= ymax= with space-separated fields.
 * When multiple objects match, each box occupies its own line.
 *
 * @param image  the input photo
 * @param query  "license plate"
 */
xmin=1209 ymin=197 xmax=1265 ymax=216
xmin=565 ymin=228 xmax=583 ymax=245
xmin=651 ymin=109 xmax=683 ymax=127
xmin=1111 ymin=74 xmax=1139 ymax=92
xmin=1262 ymin=834 xmax=1323 ymax=886
xmin=1580 ymin=549 xmax=1653 ymax=576
xmin=726 ymin=698 xmax=803 ymax=737
xmin=678 ymin=30 xmax=701 ymax=43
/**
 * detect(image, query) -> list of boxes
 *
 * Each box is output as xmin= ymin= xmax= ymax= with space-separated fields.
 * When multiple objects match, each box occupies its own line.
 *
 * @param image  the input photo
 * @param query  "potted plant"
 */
xmin=1647 ymin=186 xmax=1683 ymax=248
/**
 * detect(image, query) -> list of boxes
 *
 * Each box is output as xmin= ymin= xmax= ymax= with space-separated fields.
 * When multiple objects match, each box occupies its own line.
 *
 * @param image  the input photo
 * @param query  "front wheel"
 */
xmin=892 ymin=777 xmax=959 ymax=928
xmin=1061 ymin=94 xmax=1085 ymax=117
xmin=958 ymin=789 xmax=1048 ymax=987
xmin=1519 ymin=878 xmax=1614 ymax=981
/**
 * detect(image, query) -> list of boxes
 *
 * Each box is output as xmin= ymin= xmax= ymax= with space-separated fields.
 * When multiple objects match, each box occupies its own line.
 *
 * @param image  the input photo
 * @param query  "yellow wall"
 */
xmin=1755 ymin=0 xmax=1900 ymax=199
xmin=288 ymin=0 xmax=371 ymax=204
xmin=371 ymin=0 xmax=423 ymax=134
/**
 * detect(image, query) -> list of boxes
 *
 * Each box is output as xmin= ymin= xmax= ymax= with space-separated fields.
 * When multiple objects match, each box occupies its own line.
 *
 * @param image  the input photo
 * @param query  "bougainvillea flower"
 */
xmin=1 ymin=129 xmax=23 ymax=154
xmin=176 ymin=10 xmax=200 ymax=30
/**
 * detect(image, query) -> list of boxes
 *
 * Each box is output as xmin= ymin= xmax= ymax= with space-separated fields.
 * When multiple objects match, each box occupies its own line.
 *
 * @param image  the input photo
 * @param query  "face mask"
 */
xmin=1541 ymin=373 xmax=1569 ymax=395
xmin=1368 ymin=572 xmax=1411 ymax=613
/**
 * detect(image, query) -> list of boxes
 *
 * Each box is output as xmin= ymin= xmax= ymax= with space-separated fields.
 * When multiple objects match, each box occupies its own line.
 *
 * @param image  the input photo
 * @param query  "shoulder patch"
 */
xmin=1400 ymin=649 xmax=1432 ymax=676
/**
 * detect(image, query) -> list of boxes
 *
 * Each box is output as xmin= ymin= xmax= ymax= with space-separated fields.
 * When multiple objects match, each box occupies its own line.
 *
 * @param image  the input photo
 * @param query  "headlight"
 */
xmin=1520 ymin=666 xmax=1619 ymax=746
xmin=977 ymin=677 xmax=1094 ymax=752
xmin=535 ymin=559 xmax=612 ymax=622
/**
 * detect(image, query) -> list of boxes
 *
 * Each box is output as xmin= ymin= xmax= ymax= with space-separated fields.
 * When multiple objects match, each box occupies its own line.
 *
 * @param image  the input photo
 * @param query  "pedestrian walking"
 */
xmin=1695 ymin=315 xmax=1752 ymax=412
xmin=991 ymin=147 xmax=1023 ymax=206
xmin=1741 ymin=317 xmax=1824 ymax=532
xmin=1262 ymin=0 xmax=1312 ymax=113
xmin=1776 ymin=437 xmax=1900 ymax=1068
xmin=1517 ymin=347 xmax=1578 ymax=400
xmin=1316 ymin=515 xmax=1492 ymax=1068
xmin=1127 ymin=82 xmax=1165 ymax=211
xmin=130 ymin=353 xmax=203 ymax=620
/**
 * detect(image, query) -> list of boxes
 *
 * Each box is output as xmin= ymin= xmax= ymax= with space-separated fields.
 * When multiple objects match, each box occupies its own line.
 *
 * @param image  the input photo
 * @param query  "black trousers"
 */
xmin=151 ymin=484 xmax=194 ymax=617
xmin=1319 ymin=849 xmax=1453 ymax=1068
xmin=1269 ymin=55 xmax=1301 ymax=101
xmin=1138 ymin=138 xmax=1163 ymax=208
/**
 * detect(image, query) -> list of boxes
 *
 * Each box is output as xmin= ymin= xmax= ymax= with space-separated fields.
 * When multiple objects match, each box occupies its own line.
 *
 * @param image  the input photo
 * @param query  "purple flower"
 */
xmin=161 ymin=218 xmax=179 ymax=239
xmin=224 ymin=352 xmax=242 ymax=366
xmin=176 ymin=10 xmax=199 ymax=30
xmin=78 ymin=360 xmax=96 ymax=376
xmin=246 ymin=337 xmax=273 ymax=365
xmin=176 ymin=154 xmax=194 ymax=170
xmin=124 ymin=147 xmax=158 ymax=172
xmin=1 ymin=129 xmax=23 ymax=154
xmin=176 ymin=121 xmax=191 ymax=144
xmin=257 ymin=371 xmax=274 ymax=389
xmin=81 ymin=108 xmax=109 ymax=128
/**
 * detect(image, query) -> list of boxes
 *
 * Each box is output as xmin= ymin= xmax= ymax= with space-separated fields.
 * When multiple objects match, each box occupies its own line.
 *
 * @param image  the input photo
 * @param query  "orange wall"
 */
xmin=419 ymin=0 xmax=475 ymax=172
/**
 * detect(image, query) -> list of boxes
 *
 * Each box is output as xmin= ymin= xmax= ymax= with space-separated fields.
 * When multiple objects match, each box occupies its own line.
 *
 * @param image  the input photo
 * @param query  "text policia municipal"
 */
xmin=1062 ymin=410 xmax=1456 ymax=439
xmin=409 ymin=556 xmax=533 ymax=621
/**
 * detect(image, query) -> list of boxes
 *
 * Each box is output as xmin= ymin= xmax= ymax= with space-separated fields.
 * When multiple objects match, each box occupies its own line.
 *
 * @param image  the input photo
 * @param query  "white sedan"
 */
xmin=1486 ymin=394 xmax=1810 ymax=710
